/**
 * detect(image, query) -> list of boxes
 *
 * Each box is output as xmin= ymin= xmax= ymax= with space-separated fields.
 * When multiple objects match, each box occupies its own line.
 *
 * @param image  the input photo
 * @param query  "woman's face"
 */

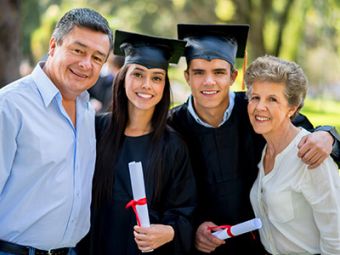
xmin=125 ymin=64 xmax=166 ymax=113
xmin=247 ymin=81 xmax=297 ymax=137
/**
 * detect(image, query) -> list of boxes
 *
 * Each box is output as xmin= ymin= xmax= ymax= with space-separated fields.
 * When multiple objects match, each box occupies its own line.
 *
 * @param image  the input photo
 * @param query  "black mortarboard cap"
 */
xmin=177 ymin=24 xmax=249 ymax=66
xmin=114 ymin=30 xmax=186 ymax=70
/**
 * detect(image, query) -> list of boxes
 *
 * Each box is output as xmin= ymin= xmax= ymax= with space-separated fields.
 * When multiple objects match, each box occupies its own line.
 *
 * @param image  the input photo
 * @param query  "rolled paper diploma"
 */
xmin=127 ymin=161 xmax=151 ymax=227
xmin=211 ymin=218 xmax=262 ymax=240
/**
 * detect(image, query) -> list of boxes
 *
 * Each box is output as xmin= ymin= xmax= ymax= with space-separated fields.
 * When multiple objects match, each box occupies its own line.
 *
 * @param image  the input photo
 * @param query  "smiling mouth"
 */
xmin=70 ymin=69 xmax=88 ymax=78
xmin=201 ymin=90 xmax=218 ymax=95
xmin=255 ymin=116 xmax=271 ymax=121
xmin=136 ymin=92 xmax=153 ymax=99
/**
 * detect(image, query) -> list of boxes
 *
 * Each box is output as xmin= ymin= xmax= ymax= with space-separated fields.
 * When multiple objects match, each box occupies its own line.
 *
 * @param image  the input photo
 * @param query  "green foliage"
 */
xmin=215 ymin=0 xmax=235 ymax=21
xmin=301 ymin=98 xmax=340 ymax=132
xmin=17 ymin=0 xmax=340 ymax=101
xmin=31 ymin=5 xmax=60 ymax=61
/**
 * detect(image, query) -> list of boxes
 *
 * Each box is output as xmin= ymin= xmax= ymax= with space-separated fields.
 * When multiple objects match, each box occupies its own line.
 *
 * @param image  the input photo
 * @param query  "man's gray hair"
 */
xmin=52 ymin=8 xmax=113 ymax=51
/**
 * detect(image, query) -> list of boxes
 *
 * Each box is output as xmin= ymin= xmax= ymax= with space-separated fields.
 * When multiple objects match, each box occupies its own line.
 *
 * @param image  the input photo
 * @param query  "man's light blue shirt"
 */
xmin=0 ymin=63 xmax=96 ymax=250
xmin=187 ymin=90 xmax=236 ymax=127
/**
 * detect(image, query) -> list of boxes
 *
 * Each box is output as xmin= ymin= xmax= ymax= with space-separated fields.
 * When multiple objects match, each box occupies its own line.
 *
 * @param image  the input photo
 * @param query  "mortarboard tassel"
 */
xmin=241 ymin=49 xmax=248 ymax=91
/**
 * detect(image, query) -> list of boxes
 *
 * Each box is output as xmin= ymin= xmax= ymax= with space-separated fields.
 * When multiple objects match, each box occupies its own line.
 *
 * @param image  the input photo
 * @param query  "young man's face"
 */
xmin=46 ymin=26 xmax=110 ymax=100
xmin=185 ymin=58 xmax=237 ymax=115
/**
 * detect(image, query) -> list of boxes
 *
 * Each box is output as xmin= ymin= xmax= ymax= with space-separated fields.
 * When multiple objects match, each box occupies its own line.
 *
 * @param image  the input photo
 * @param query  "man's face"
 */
xmin=46 ymin=26 xmax=110 ymax=100
xmin=185 ymin=58 xmax=237 ymax=114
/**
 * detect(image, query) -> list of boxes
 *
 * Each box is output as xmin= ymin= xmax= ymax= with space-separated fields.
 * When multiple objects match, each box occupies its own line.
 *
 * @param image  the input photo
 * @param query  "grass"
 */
xmin=300 ymin=98 xmax=340 ymax=133
xmin=301 ymin=98 xmax=340 ymax=172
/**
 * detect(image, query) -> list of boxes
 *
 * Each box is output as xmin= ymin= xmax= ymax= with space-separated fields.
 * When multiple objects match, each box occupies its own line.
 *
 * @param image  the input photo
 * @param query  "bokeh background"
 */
xmin=1 ymin=0 xmax=339 ymax=130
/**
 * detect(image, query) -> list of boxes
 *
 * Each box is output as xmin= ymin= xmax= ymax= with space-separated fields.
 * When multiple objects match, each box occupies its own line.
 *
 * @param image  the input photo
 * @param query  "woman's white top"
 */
xmin=250 ymin=128 xmax=340 ymax=255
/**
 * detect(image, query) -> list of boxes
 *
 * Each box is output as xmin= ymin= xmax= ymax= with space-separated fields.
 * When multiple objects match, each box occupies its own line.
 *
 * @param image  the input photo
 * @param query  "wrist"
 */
xmin=315 ymin=125 xmax=339 ymax=145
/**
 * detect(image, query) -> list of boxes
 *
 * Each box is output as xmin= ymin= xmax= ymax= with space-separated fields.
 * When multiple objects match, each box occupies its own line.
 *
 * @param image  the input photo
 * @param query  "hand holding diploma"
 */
xmin=126 ymin=161 xmax=151 ymax=227
xmin=195 ymin=222 xmax=226 ymax=253
xmin=209 ymin=218 xmax=262 ymax=240
xmin=134 ymin=224 xmax=175 ymax=252
xmin=127 ymin=162 xmax=175 ymax=252
xmin=126 ymin=161 xmax=153 ymax=252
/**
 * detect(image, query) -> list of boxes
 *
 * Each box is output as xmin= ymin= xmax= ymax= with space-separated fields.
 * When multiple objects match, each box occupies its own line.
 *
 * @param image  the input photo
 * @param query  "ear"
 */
xmin=288 ymin=106 xmax=299 ymax=118
xmin=230 ymin=69 xmax=238 ymax=85
xmin=48 ymin=37 xmax=57 ymax=57
xmin=184 ymin=70 xmax=190 ymax=85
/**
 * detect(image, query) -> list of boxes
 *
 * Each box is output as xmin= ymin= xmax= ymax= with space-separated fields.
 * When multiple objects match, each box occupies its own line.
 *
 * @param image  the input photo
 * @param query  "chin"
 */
xmin=252 ymin=125 xmax=267 ymax=135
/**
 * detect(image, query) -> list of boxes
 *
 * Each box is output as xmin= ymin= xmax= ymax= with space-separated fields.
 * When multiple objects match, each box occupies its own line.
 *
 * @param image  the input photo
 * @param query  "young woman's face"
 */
xmin=125 ymin=64 xmax=166 ymax=113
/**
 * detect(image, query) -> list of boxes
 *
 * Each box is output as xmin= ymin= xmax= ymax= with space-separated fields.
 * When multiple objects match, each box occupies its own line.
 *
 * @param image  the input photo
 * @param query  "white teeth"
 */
xmin=202 ymin=91 xmax=217 ymax=95
xmin=256 ymin=116 xmax=270 ymax=121
xmin=137 ymin=93 xmax=152 ymax=99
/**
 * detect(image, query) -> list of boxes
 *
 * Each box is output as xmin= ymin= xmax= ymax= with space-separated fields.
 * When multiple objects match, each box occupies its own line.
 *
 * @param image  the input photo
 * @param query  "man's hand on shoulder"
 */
xmin=298 ymin=131 xmax=333 ymax=169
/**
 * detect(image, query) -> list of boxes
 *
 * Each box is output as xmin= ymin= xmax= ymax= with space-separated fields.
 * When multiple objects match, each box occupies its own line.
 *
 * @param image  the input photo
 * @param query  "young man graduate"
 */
xmin=168 ymin=24 xmax=340 ymax=254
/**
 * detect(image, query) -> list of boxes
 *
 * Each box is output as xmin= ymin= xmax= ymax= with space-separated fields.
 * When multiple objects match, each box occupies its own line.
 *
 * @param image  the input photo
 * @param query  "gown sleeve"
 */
xmin=156 ymin=132 xmax=197 ymax=254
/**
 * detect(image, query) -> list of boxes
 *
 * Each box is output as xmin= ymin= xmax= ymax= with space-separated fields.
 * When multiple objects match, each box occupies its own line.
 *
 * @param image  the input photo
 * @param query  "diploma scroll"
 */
xmin=127 ymin=161 xmax=151 ymax=227
xmin=211 ymin=218 xmax=262 ymax=240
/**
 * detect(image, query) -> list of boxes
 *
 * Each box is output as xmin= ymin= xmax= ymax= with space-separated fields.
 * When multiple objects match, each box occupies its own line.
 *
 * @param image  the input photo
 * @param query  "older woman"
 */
xmin=245 ymin=55 xmax=340 ymax=255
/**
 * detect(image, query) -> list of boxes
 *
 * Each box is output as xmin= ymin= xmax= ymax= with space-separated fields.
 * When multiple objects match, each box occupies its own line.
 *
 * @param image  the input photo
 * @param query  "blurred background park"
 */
xmin=0 ymin=0 xmax=339 ymax=131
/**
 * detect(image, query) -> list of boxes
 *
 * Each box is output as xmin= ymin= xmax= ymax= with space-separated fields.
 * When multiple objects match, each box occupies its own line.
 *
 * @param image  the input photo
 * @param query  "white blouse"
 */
xmin=250 ymin=128 xmax=340 ymax=255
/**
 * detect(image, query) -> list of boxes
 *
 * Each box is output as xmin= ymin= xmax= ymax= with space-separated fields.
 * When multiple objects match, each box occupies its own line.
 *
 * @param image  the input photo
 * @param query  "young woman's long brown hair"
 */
xmin=92 ymin=64 xmax=171 ymax=208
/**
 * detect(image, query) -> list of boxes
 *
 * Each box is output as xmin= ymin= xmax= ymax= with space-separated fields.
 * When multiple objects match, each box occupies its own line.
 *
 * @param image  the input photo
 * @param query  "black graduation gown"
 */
xmin=82 ymin=114 xmax=196 ymax=255
xmin=168 ymin=92 xmax=314 ymax=255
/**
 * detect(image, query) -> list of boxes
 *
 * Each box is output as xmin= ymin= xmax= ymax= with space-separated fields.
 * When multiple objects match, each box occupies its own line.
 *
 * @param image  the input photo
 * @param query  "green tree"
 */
xmin=0 ymin=0 xmax=21 ymax=87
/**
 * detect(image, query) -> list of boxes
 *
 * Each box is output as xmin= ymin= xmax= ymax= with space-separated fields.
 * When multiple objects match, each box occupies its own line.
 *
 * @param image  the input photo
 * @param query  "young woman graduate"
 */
xmin=79 ymin=30 xmax=197 ymax=255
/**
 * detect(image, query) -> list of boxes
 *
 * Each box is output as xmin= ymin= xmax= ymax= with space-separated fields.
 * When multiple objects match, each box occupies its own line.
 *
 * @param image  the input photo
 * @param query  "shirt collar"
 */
xmin=187 ymin=90 xmax=235 ymax=128
xmin=31 ymin=62 xmax=90 ymax=107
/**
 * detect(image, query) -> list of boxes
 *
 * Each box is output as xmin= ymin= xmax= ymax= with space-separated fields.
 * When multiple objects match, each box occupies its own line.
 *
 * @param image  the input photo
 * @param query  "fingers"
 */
xmin=134 ymin=228 xmax=154 ymax=252
xmin=195 ymin=222 xmax=225 ymax=253
xmin=297 ymin=133 xmax=331 ymax=168
xmin=297 ymin=135 xmax=308 ymax=158
xmin=301 ymin=149 xmax=325 ymax=169
xmin=133 ymin=224 xmax=174 ymax=251
xmin=195 ymin=236 xmax=224 ymax=253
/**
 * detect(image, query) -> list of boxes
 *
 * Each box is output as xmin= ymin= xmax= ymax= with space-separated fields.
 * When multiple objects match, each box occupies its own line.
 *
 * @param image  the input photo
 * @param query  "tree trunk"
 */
xmin=233 ymin=0 xmax=269 ymax=59
xmin=0 ymin=0 xmax=21 ymax=88
xmin=274 ymin=0 xmax=294 ymax=56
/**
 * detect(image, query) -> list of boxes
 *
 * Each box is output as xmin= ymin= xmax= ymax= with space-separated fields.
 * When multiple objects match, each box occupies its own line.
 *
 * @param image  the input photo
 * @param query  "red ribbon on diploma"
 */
xmin=125 ymin=197 xmax=147 ymax=226
xmin=208 ymin=225 xmax=234 ymax=237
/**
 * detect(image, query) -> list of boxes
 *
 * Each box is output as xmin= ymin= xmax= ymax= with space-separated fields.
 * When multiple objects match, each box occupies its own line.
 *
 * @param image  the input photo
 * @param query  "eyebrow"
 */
xmin=252 ymin=92 xmax=279 ymax=98
xmin=152 ymin=71 xmax=165 ymax=76
xmin=191 ymin=68 xmax=205 ymax=72
xmin=213 ymin=68 xmax=228 ymax=72
xmin=134 ymin=67 xmax=165 ymax=76
xmin=73 ymin=41 xmax=107 ymax=58
xmin=191 ymin=68 xmax=228 ymax=72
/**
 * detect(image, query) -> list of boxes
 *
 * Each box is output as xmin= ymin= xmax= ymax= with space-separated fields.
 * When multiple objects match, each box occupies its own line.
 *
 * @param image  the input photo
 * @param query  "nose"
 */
xmin=204 ymin=74 xmax=216 ymax=86
xmin=79 ymin=56 xmax=92 ymax=70
xmin=255 ymin=99 xmax=267 ymax=111
xmin=141 ymin=76 xmax=152 ymax=90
